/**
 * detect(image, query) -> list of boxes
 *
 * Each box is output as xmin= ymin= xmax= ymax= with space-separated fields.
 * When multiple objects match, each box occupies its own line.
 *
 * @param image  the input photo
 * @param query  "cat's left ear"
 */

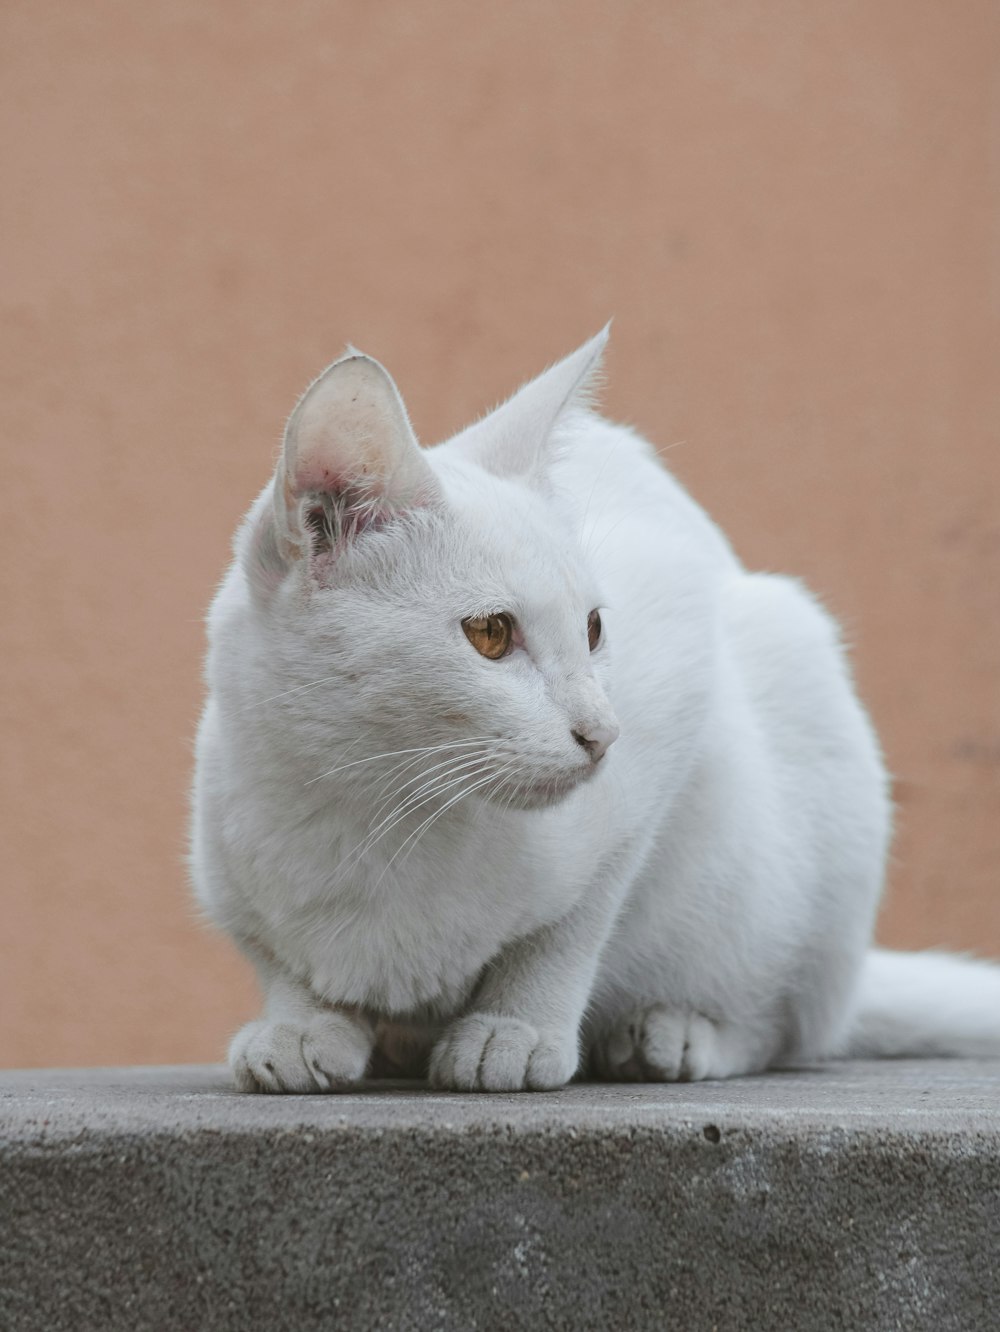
xmin=274 ymin=351 xmax=443 ymax=558
xmin=448 ymin=324 xmax=610 ymax=482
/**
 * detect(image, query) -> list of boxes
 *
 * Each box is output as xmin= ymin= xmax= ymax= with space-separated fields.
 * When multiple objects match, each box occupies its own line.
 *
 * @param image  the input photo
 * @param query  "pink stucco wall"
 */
xmin=1 ymin=1 xmax=997 ymax=1065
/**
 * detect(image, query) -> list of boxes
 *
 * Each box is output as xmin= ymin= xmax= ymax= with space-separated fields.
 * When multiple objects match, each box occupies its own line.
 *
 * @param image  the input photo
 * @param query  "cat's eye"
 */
xmin=462 ymin=613 xmax=514 ymax=660
xmin=587 ymin=609 xmax=603 ymax=652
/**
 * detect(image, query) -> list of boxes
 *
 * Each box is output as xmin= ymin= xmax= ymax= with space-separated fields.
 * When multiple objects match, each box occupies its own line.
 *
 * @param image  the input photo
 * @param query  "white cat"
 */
xmin=191 ymin=328 xmax=1000 ymax=1092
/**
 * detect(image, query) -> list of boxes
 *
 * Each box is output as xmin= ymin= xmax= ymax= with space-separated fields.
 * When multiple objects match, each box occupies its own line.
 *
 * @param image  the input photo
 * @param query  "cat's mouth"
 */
xmin=493 ymin=767 xmax=593 ymax=811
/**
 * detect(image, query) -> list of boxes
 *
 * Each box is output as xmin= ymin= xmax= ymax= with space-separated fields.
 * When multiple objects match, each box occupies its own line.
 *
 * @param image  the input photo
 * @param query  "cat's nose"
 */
xmin=571 ymin=721 xmax=620 ymax=763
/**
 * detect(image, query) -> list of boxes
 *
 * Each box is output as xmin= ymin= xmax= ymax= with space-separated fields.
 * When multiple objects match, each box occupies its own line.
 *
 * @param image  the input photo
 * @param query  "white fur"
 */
xmin=190 ymin=329 xmax=1000 ymax=1092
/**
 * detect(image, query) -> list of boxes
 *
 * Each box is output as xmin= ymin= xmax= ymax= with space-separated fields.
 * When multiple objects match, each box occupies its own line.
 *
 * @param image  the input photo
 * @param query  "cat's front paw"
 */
xmin=229 ymin=1013 xmax=372 ymax=1093
xmin=591 ymin=1005 xmax=731 ymax=1082
xmin=429 ymin=1013 xmax=577 ymax=1092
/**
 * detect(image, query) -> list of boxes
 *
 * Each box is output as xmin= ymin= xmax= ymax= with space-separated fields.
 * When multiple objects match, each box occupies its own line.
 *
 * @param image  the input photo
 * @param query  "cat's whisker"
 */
xmin=328 ymin=747 xmax=506 ymax=885
xmin=305 ymin=736 xmax=498 ymax=787
xmin=359 ymin=754 xmax=514 ymax=879
xmin=365 ymin=745 xmax=507 ymax=840
xmin=368 ymin=748 xmax=444 ymax=809
xmin=378 ymin=762 xmax=519 ymax=886
xmin=342 ymin=736 xmax=500 ymax=790
xmin=368 ymin=745 xmax=504 ymax=825
xmin=501 ymin=779 xmax=529 ymax=811
xmin=246 ymin=676 xmax=343 ymax=710
xmin=363 ymin=752 xmax=498 ymax=847
xmin=366 ymin=736 xmax=482 ymax=801
xmin=368 ymin=756 xmax=431 ymax=814
xmin=494 ymin=766 xmax=528 ymax=816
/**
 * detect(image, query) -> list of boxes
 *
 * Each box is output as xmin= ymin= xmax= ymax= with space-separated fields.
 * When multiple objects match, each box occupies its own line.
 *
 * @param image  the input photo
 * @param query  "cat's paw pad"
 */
xmin=592 ymin=1005 xmax=721 ymax=1082
xmin=229 ymin=1014 xmax=370 ymax=1093
xmin=429 ymin=1013 xmax=577 ymax=1092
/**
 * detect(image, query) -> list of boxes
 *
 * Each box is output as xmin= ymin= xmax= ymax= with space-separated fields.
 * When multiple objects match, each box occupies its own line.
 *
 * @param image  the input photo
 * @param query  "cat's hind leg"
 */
xmin=589 ymin=1004 xmax=777 ymax=1082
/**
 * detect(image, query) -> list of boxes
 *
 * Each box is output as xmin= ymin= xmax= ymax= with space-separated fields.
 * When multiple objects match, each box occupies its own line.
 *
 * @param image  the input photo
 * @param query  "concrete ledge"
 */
xmin=2 ymin=1061 xmax=999 ymax=1330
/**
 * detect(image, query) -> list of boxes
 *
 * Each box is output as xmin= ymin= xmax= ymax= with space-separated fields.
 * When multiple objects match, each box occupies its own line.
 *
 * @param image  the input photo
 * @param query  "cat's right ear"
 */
xmin=245 ymin=352 xmax=443 ymax=594
xmin=446 ymin=326 xmax=610 ymax=484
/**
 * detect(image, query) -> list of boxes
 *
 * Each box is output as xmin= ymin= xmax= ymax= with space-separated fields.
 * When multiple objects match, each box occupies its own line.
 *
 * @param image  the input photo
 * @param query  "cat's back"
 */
xmin=555 ymin=413 xmax=739 ymax=583
xmin=557 ymin=416 xmax=884 ymax=809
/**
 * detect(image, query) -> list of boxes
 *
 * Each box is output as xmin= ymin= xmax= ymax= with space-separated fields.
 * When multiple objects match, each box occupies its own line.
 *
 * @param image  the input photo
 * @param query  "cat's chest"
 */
xmin=259 ymin=812 xmax=581 ymax=1015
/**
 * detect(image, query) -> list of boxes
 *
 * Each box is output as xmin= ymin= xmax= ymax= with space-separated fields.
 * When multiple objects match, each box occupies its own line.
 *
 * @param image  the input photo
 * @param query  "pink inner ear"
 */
xmin=285 ymin=349 xmax=444 ymax=524
xmin=294 ymin=460 xmax=352 ymax=495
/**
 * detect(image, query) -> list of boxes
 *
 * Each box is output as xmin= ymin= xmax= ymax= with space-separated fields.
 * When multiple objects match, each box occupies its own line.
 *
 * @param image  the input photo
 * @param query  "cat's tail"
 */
xmin=843 ymin=947 xmax=1000 ymax=1058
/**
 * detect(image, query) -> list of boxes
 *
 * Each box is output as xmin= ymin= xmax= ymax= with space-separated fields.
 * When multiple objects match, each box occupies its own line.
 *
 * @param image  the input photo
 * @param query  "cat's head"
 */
xmin=235 ymin=329 xmax=619 ymax=811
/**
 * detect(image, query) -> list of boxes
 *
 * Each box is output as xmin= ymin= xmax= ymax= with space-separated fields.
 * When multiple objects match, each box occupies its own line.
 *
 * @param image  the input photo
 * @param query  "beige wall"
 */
xmin=1 ymin=1 xmax=997 ymax=1067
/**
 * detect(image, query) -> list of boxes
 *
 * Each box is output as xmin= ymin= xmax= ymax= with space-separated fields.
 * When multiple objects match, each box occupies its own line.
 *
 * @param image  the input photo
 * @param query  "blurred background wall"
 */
xmin=1 ymin=1 xmax=997 ymax=1067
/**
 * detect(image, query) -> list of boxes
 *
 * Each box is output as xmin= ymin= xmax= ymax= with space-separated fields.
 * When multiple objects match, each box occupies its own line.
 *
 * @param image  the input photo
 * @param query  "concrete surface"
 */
xmin=1 ymin=1061 xmax=999 ymax=1330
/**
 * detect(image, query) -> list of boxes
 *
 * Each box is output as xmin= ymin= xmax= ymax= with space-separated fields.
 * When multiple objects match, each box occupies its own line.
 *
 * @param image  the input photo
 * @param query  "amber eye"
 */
xmin=587 ymin=609 xmax=602 ymax=652
xmin=462 ymin=613 xmax=514 ymax=660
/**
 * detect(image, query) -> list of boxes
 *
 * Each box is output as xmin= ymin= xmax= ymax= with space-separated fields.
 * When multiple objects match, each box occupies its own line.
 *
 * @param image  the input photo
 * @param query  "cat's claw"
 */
xmin=229 ymin=1014 xmax=371 ymax=1093
xmin=591 ymin=1005 xmax=727 ymax=1082
xmin=429 ymin=1013 xmax=577 ymax=1092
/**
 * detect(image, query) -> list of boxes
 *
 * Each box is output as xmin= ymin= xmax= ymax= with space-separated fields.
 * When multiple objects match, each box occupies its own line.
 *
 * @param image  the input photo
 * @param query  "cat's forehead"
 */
xmin=432 ymin=464 xmax=597 ymax=611
xmin=433 ymin=452 xmax=570 ymax=535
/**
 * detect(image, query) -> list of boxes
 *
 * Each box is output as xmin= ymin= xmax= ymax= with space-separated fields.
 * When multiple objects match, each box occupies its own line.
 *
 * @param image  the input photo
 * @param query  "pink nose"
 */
xmin=571 ymin=721 xmax=620 ymax=763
